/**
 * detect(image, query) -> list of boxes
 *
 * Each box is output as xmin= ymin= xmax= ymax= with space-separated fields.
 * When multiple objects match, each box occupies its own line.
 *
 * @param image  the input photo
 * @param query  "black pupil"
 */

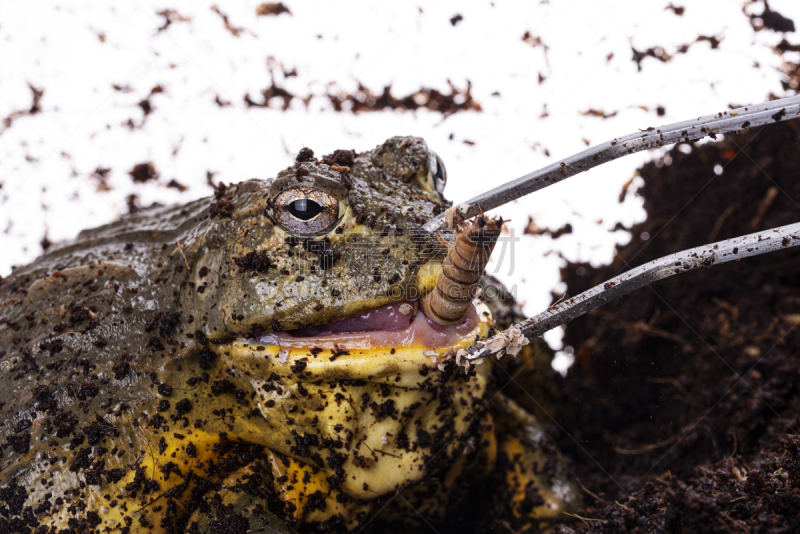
xmin=288 ymin=199 xmax=322 ymax=220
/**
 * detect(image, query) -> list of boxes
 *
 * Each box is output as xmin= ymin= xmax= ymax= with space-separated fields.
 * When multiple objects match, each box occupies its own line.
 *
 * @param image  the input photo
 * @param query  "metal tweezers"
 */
xmin=422 ymin=94 xmax=800 ymax=361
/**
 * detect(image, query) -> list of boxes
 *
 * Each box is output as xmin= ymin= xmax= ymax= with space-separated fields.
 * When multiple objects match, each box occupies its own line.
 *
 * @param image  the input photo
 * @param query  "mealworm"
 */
xmin=421 ymin=215 xmax=503 ymax=325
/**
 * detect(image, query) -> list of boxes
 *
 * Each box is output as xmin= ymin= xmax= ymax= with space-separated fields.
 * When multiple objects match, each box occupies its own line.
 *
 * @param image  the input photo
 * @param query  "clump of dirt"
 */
xmin=581 ymin=108 xmax=617 ymax=119
xmin=90 ymin=167 xmax=111 ymax=192
xmin=524 ymin=217 xmax=573 ymax=238
xmin=1 ymin=85 xmax=43 ymax=135
xmin=556 ymin=120 xmax=800 ymax=532
xmin=166 ymin=179 xmax=188 ymax=192
xmin=211 ymin=5 xmax=246 ymax=37
xmin=156 ymin=9 xmax=191 ymax=32
xmin=631 ymin=35 xmax=722 ymax=71
xmin=244 ymin=63 xmax=481 ymax=116
xmin=327 ymin=80 xmax=481 ymax=116
xmin=138 ymin=85 xmax=164 ymax=117
xmin=746 ymin=0 xmax=795 ymax=33
xmin=256 ymin=3 xmax=291 ymax=16
xmin=522 ymin=31 xmax=547 ymax=50
xmin=128 ymin=162 xmax=159 ymax=183
xmin=665 ymin=3 xmax=684 ymax=16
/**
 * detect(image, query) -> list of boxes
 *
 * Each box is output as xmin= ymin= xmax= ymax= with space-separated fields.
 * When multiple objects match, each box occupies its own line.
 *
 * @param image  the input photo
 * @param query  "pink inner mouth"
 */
xmin=258 ymin=302 xmax=480 ymax=350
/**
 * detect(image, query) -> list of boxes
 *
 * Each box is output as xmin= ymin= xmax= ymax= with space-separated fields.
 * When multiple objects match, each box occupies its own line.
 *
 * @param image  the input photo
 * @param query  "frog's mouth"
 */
xmin=256 ymin=301 xmax=483 ymax=351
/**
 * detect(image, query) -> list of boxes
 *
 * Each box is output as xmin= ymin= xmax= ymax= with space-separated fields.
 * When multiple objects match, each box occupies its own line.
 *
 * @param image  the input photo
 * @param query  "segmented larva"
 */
xmin=421 ymin=215 xmax=503 ymax=325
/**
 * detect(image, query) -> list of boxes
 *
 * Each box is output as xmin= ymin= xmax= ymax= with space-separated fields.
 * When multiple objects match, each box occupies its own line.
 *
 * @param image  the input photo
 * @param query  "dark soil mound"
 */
xmin=556 ymin=119 xmax=800 ymax=532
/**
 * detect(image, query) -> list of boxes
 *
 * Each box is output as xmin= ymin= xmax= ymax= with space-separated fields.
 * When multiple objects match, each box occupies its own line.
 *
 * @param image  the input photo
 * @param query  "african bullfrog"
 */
xmin=0 ymin=137 xmax=579 ymax=533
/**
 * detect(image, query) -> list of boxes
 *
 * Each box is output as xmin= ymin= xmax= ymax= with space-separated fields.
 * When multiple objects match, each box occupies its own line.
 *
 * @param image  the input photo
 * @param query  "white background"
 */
xmin=2 ymin=0 xmax=798 ymax=364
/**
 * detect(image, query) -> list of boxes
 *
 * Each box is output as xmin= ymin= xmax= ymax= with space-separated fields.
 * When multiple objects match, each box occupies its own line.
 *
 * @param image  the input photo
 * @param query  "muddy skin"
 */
xmin=0 ymin=137 xmax=578 ymax=534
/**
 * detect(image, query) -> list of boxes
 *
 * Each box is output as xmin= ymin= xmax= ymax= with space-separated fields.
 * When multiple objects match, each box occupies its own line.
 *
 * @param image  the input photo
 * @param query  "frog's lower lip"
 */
xmin=256 ymin=302 xmax=480 ymax=350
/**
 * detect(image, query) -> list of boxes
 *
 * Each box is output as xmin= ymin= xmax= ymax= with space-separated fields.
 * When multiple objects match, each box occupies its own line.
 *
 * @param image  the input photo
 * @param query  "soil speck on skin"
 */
xmin=256 ymin=2 xmax=291 ymax=16
xmin=321 ymin=149 xmax=355 ymax=168
xmin=128 ymin=162 xmax=159 ymax=183
xmin=296 ymin=147 xmax=314 ymax=163
xmin=244 ymin=60 xmax=297 ymax=110
xmin=233 ymin=251 xmax=274 ymax=273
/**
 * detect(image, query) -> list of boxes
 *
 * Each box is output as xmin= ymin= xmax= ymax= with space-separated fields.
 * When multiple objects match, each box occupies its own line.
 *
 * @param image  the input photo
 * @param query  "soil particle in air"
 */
xmin=256 ymin=3 xmax=291 ymax=16
xmin=524 ymin=217 xmax=573 ymax=238
xmin=328 ymin=80 xmax=481 ymax=116
xmin=128 ymin=162 xmax=159 ymax=183
xmin=211 ymin=5 xmax=246 ymax=37
xmin=156 ymin=9 xmax=191 ymax=32
xmin=166 ymin=179 xmax=188 ymax=192
xmin=522 ymin=31 xmax=544 ymax=48
xmin=1 ymin=85 xmax=43 ymax=134
xmin=776 ymin=39 xmax=800 ymax=90
xmin=631 ymin=35 xmax=723 ymax=71
xmin=137 ymin=85 xmax=164 ymax=117
xmin=91 ymin=167 xmax=112 ymax=192
xmin=581 ymin=108 xmax=617 ymax=119
xmin=214 ymin=95 xmax=231 ymax=107
xmin=450 ymin=14 xmax=463 ymax=26
xmin=556 ymin=119 xmax=800 ymax=533
xmin=748 ymin=0 xmax=795 ymax=33
xmin=665 ymin=3 xmax=685 ymax=16
xmin=244 ymin=64 xmax=481 ymax=116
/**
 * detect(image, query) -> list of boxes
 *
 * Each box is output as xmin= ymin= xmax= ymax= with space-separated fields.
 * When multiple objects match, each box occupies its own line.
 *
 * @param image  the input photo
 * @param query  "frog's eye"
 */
xmin=274 ymin=187 xmax=339 ymax=235
xmin=431 ymin=152 xmax=447 ymax=193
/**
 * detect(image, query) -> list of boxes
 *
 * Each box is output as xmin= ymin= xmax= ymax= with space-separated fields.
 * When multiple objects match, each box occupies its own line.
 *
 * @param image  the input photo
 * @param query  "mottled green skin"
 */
xmin=0 ymin=137 xmax=451 ymax=532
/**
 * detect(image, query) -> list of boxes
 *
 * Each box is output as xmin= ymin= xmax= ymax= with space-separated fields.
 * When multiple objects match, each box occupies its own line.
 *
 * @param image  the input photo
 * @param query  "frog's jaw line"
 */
xmin=257 ymin=301 xmax=484 ymax=351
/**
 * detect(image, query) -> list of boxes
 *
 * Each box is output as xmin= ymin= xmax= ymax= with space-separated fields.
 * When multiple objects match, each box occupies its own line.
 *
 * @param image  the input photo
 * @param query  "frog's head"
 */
xmin=188 ymin=136 xmax=459 ymax=339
